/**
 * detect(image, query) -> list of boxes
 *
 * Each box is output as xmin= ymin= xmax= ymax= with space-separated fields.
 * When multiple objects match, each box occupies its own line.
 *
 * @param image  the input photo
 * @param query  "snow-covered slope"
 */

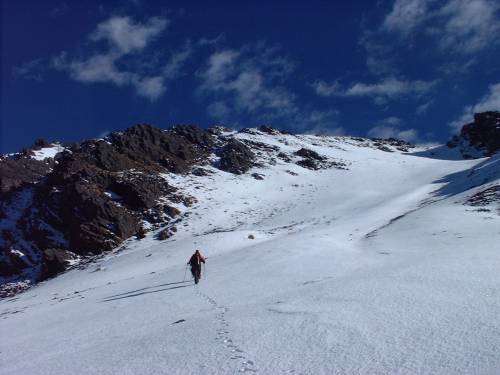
xmin=1 ymin=131 xmax=499 ymax=374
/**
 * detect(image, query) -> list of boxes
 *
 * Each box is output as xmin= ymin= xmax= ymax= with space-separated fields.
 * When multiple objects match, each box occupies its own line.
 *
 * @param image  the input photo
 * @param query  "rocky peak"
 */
xmin=448 ymin=111 xmax=500 ymax=157
xmin=0 ymin=123 xmax=219 ymax=289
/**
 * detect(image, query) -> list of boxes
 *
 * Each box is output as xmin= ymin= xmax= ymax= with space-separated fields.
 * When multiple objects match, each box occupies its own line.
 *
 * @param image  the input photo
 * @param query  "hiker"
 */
xmin=187 ymin=250 xmax=205 ymax=284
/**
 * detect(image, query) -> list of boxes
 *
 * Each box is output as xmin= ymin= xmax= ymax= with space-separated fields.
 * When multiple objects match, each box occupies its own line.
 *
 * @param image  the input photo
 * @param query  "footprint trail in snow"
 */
xmin=197 ymin=290 xmax=258 ymax=373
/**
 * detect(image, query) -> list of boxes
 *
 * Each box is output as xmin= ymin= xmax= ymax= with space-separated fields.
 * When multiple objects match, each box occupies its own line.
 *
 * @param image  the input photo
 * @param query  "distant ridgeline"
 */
xmin=0 ymin=112 xmax=498 ymax=297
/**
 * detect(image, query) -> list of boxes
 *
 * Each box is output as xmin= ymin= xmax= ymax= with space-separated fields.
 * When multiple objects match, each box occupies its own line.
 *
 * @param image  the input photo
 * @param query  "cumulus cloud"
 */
xmin=198 ymin=45 xmax=298 ymax=122
xmin=53 ymin=52 xmax=127 ymax=85
xmin=48 ymin=15 xmax=193 ymax=101
xmin=436 ymin=0 xmax=500 ymax=54
xmin=449 ymin=82 xmax=500 ymax=132
xmin=313 ymin=77 xmax=435 ymax=103
xmin=90 ymin=16 xmax=168 ymax=54
xmin=381 ymin=0 xmax=500 ymax=54
xmin=133 ymin=76 xmax=166 ymax=100
xmin=197 ymin=44 xmax=340 ymax=134
xmin=361 ymin=0 xmax=500 ymax=76
xmin=382 ymin=0 xmax=434 ymax=36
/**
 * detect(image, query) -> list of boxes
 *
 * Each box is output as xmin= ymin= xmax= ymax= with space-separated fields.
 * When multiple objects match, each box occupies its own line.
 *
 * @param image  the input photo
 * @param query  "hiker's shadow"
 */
xmin=102 ymin=281 xmax=192 ymax=302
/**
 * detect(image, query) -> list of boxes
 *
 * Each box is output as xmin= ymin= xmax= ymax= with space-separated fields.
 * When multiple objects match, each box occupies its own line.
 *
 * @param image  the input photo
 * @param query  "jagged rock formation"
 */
xmin=0 ymin=154 xmax=53 ymax=194
xmin=448 ymin=111 xmax=500 ymax=157
xmin=0 ymin=124 xmax=217 ymax=287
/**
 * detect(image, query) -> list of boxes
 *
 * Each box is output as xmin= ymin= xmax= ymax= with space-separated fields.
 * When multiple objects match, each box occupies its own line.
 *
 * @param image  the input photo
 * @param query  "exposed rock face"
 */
xmin=1 ymin=123 xmax=215 ymax=285
xmin=370 ymin=138 xmax=415 ymax=153
xmin=109 ymin=124 xmax=214 ymax=172
xmin=295 ymin=148 xmax=325 ymax=161
xmin=218 ymin=139 xmax=256 ymax=174
xmin=0 ymin=155 xmax=52 ymax=194
xmin=448 ymin=111 xmax=500 ymax=157
xmin=293 ymin=147 xmax=348 ymax=170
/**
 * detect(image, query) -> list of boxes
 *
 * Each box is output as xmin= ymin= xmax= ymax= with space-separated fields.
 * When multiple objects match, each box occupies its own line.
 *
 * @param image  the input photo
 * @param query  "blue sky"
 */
xmin=1 ymin=0 xmax=500 ymax=153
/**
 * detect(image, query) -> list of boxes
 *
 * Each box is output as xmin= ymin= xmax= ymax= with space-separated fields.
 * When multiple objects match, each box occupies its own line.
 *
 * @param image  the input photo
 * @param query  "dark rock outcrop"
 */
xmin=448 ymin=111 xmax=500 ymax=157
xmin=1 ymin=123 xmax=214 ymax=286
xmin=0 ymin=155 xmax=53 ymax=194
xmin=41 ymin=248 xmax=74 ymax=280
xmin=371 ymin=138 xmax=415 ymax=153
xmin=218 ymin=139 xmax=255 ymax=174
xmin=295 ymin=148 xmax=325 ymax=161
xmin=295 ymin=148 xmax=325 ymax=170
xmin=294 ymin=147 xmax=348 ymax=170
xmin=296 ymin=158 xmax=321 ymax=170
xmin=109 ymin=124 xmax=214 ymax=173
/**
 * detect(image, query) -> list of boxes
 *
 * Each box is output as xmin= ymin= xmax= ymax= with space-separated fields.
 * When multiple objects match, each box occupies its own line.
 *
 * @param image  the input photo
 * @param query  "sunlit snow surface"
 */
xmin=1 ymin=132 xmax=499 ymax=375
xmin=31 ymin=144 xmax=65 ymax=160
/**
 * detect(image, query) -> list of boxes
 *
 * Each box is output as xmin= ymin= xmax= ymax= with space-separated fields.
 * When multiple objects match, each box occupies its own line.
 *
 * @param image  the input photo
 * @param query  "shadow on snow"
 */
xmin=429 ymin=155 xmax=500 ymax=199
xmin=102 ymin=281 xmax=192 ymax=302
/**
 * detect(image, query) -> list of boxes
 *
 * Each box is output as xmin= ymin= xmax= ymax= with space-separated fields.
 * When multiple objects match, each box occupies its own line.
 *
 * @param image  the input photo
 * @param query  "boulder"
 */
xmin=295 ymin=148 xmax=325 ymax=161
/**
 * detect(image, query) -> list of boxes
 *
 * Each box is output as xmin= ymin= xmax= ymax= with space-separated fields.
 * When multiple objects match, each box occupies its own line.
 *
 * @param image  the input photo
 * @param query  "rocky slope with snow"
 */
xmin=0 ymin=123 xmax=386 ymax=293
xmin=0 ymin=112 xmax=499 ymax=374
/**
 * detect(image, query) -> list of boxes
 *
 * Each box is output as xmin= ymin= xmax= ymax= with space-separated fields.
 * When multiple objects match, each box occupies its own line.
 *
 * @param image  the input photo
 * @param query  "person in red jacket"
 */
xmin=187 ymin=250 xmax=205 ymax=284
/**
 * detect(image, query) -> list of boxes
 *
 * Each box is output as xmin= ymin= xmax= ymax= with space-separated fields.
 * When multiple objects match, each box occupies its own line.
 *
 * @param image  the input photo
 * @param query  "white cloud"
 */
xmin=133 ymin=76 xmax=166 ymax=101
xmin=198 ymin=45 xmax=298 ymax=121
xmin=449 ymin=83 xmax=500 ymax=132
xmin=379 ymin=0 xmax=500 ymax=54
xmin=54 ymin=52 xmax=128 ymax=85
xmin=368 ymin=125 xmax=419 ymax=142
xmin=312 ymin=80 xmax=342 ymax=97
xmin=382 ymin=0 xmax=434 ymax=35
xmin=91 ymin=16 xmax=168 ymax=54
xmin=198 ymin=44 xmax=340 ymax=135
xmin=49 ymin=15 xmax=196 ymax=101
xmin=313 ymin=77 xmax=435 ymax=103
xmin=437 ymin=0 xmax=500 ymax=54
xmin=360 ymin=0 xmax=500 ymax=76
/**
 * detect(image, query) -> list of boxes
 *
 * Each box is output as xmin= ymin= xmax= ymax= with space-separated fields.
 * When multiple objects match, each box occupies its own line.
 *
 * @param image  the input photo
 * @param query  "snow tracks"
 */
xmin=196 ymin=289 xmax=258 ymax=373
